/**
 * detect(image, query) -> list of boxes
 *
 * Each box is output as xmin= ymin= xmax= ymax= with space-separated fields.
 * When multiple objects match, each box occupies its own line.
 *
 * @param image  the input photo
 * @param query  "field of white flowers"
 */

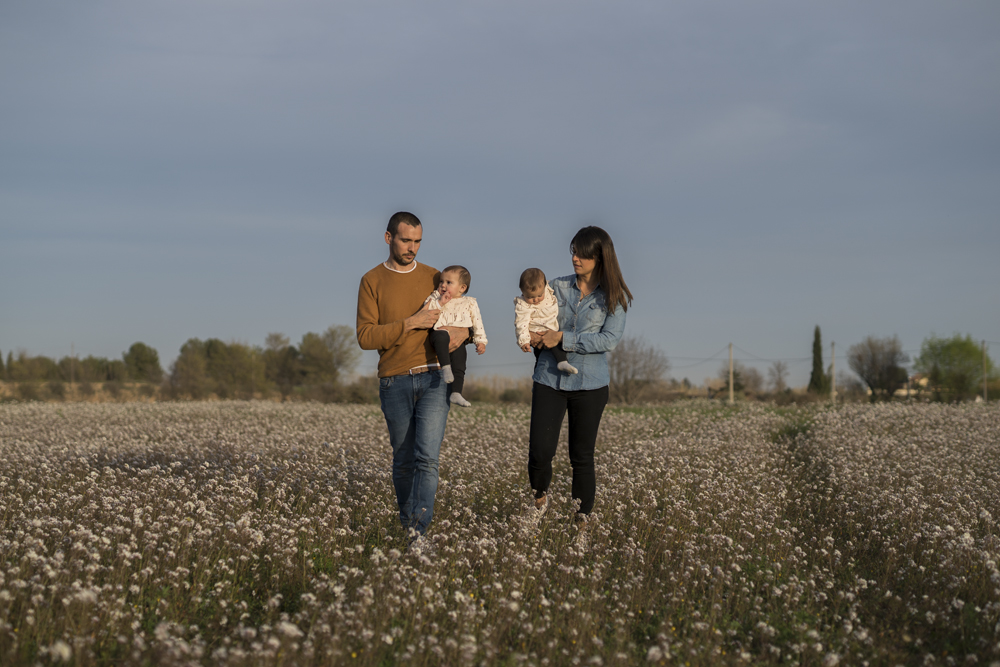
xmin=1 ymin=400 xmax=998 ymax=666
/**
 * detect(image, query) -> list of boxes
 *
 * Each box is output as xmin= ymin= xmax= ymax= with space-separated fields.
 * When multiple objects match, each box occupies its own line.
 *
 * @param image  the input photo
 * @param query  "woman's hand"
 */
xmin=539 ymin=329 xmax=563 ymax=349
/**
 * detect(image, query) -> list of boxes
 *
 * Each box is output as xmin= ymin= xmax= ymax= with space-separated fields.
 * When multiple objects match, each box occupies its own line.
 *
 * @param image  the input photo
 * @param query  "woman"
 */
xmin=528 ymin=225 xmax=631 ymax=527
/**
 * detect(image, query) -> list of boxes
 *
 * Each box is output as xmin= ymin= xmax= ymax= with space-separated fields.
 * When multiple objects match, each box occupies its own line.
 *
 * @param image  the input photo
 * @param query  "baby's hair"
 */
xmin=442 ymin=265 xmax=472 ymax=291
xmin=519 ymin=268 xmax=546 ymax=294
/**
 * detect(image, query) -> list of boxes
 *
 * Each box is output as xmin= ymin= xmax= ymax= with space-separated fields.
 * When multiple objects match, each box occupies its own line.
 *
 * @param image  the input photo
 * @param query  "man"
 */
xmin=356 ymin=211 xmax=467 ymax=548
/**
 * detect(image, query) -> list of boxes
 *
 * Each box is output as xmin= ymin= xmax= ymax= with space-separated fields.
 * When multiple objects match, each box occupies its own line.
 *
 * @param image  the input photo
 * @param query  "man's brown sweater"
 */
xmin=356 ymin=262 xmax=441 ymax=378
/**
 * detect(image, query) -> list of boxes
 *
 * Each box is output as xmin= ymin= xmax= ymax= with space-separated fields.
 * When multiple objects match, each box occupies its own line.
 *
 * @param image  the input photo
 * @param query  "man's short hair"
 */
xmin=519 ymin=268 xmax=546 ymax=294
xmin=387 ymin=211 xmax=422 ymax=237
xmin=442 ymin=265 xmax=472 ymax=291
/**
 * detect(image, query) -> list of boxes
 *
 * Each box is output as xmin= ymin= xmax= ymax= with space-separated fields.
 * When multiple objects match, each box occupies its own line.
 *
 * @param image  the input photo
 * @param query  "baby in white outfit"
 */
xmin=514 ymin=268 xmax=577 ymax=374
xmin=423 ymin=265 xmax=487 ymax=407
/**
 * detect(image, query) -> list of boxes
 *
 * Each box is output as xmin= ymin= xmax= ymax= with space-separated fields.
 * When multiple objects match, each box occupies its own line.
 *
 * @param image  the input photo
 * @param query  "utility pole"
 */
xmin=830 ymin=341 xmax=836 ymax=405
xmin=728 ymin=343 xmax=734 ymax=405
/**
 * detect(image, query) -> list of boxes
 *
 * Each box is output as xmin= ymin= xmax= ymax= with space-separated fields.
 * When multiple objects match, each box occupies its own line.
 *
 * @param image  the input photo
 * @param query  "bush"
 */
xmin=460 ymin=384 xmax=495 ymax=403
xmin=17 ymin=383 xmax=40 ymax=401
xmin=345 ymin=376 xmax=379 ymax=404
xmin=78 ymin=381 xmax=95 ymax=397
xmin=103 ymin=381 xmax=124 ymax=400
xmin=302 ymin=383 xmax=342 ymax=404
xmin=500 ymin=387 xmax=532 ymax=404
xmin=138 ymin=384 xmax=158 ymax=399
xmin=45 ymin=381 xmax=66 ymax=401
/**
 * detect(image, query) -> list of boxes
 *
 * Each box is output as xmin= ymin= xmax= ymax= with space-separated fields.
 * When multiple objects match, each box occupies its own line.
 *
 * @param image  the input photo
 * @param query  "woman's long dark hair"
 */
xmin=570 ymin=226 xmax=632 ymax=313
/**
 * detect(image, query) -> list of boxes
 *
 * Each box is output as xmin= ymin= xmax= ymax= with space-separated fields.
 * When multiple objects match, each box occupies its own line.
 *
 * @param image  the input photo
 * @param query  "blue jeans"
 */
xmin=379 ymin=370 xmax=450 ymax=535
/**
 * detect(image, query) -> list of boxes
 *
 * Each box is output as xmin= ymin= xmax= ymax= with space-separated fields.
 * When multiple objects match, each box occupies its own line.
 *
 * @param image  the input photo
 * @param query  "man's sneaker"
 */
xmin=450 ymin=393 xmax=472 ymax=407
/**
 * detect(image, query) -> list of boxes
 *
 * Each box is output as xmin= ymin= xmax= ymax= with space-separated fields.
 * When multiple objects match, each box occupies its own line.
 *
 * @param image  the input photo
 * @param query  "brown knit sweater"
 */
xmin=356 ymin=262 xmax=441 ymax=378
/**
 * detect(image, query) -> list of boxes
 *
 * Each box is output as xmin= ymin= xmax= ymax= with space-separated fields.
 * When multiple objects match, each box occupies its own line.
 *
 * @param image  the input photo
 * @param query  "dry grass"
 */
xmin=1 ymin=401 xmax=998 ymax=665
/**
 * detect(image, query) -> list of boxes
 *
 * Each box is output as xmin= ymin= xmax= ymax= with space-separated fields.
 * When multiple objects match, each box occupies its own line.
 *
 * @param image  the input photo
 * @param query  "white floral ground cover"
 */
xmin=0 ymin=400 xmax=998 ymax=666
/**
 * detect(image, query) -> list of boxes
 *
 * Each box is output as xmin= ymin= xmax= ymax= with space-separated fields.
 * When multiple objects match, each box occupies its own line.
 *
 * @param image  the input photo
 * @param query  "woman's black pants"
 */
xmin=527 ymin=382 xmax=609 ymax=515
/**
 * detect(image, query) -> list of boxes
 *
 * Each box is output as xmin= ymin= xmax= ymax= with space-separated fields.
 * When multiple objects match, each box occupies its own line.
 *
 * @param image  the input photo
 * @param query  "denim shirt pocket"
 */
xmin=579 ymin=302 xmax=607 ymax=332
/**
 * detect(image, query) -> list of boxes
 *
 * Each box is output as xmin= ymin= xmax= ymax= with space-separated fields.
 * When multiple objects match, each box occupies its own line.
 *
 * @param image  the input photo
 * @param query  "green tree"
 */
xmin=7 ymin=351 xmax=60 ymax=382
xmin=169 ymin=339 xmax=212 ymax=399
xmin=4 ymin=351 xmax=11 ymax=381
xmin=323 ymin=325 xmax=361 ymax=381
xmin=0 ymin=349 xmax=5 ymax=381
xmin=914 ymin=334 xmax=995 ymax=402
xmin=299 ymin=326 xmax=361 ymax=388
xmin=808 ymin=325 xmax=830 ymax=394
xmin=62 ymin=355 xmax=127 ymax=382
xmin=204 ymin=339 xmax=239 ymax=398
xmin=848 ymin=335 xmax=909 ymax=402
xmin=299 ymin=332 xmax=336 ymax=385
xmin=106 ymin=359 xmax=128 ymax=382
xmin=263 ymin=333 xmax=299 ymax=400
xmin=123 ymin=342 xmax=164 ymax=384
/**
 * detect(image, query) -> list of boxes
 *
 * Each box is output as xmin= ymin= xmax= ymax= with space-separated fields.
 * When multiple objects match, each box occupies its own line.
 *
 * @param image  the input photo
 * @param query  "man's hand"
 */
xmin=444 ymin=327 xmax=469 ymax=352
xmin=529 ymin=331 xmax=544 ymax=348
xmin=539 ymin=329 xmax=563 ymax=349
xmin=476 ymin=342 xmax=486 ymax=355
xmin=405 ymin=301 xmax=441 ymax=331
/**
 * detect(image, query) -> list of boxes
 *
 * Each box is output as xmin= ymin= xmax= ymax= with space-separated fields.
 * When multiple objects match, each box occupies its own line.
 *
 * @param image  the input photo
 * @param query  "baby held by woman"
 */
xmin=514 ymin=268 xmax=577 ymax=374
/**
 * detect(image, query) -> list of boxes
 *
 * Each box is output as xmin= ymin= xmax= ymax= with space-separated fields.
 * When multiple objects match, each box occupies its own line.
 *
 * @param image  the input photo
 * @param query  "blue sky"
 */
xmin=2 ymin=0 xmax=998 ymax=388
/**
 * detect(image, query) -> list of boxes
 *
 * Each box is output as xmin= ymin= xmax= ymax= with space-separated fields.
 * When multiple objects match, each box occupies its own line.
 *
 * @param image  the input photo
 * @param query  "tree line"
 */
xmin=2 ymin=342 xmax=163 ymax=384
xmin=700 ymin=327 xmax=997 ymax=404
xmin=2 ymin=327 xmax=995 ymax=405
xmin=802 ymin=327 xmax=995 ymax=403
xmin=0 ymin=325 xmax=368 ymax=403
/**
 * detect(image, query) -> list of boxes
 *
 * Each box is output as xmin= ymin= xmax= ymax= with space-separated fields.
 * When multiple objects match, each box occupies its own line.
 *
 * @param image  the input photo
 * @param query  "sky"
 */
xmin=2 ymin=0 xmax=999 ymax=388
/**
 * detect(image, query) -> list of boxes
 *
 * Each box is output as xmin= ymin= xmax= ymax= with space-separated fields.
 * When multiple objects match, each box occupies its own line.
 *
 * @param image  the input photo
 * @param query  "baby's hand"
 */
xmin=520 ymin=343 xmax=531 ymax=353
xmin=437 ymin=291 xmax=452 ymax=307
xmin=476 ymin=342 xmax=486 ymax=355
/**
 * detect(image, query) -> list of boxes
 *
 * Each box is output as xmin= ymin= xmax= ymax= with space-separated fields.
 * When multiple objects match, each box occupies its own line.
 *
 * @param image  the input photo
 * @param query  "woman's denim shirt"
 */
xmin=532 ymin=274 xmax=626 ymax=391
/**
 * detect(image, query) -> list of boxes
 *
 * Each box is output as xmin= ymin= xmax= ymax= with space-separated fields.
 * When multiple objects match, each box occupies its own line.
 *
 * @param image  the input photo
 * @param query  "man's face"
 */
xmin=385 ymin=223 xmax=422 ymax=267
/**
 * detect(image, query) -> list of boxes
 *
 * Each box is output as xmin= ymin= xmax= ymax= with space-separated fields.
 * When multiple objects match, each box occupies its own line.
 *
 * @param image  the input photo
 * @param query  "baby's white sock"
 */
xmin=450 ymin=393 xmax=472 ymax=407
xmin=557 ymin=361 xmax=579 ymax=375
xmin=442 ymin=365 xmax=454 ymax=383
